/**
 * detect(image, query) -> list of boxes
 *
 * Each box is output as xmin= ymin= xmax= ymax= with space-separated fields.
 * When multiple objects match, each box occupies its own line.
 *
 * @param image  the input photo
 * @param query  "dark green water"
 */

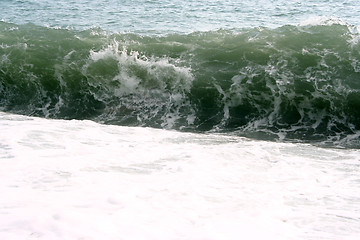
xmin=1 ymin=21 xmax=359 ymax=147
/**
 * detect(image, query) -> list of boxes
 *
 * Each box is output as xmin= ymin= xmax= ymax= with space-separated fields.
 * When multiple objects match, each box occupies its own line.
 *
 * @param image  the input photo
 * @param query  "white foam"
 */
xmin=82 ymin=41 xmax=196 ymax=128
xmin=86 ymin=41 xmax=194 ymax=95
xmin=299 ymin=16 xmax=360 ymax=46
xmin=0 ymin=112 xmax=360 ymax=239
xmin=299 ymin=16 xmax=348 ymax=27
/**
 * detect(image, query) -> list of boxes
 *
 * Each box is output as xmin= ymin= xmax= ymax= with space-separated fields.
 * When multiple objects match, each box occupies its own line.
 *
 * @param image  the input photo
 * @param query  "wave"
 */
xmin=1 ymin=21 xmax=360 ymax=147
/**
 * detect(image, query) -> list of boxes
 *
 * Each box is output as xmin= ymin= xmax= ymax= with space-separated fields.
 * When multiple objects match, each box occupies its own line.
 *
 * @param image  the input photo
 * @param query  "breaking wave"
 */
xmin=1 ymin=21 xmax=360 ymax=147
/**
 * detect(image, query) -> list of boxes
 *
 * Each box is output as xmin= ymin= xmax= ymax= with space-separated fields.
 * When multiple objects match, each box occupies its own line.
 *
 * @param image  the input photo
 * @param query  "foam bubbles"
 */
xmin=299 ymin=16 xmax=348 ymax=27
xmin=84 ymin=40 xmax=196 ymax=129
xmin=1 ymin=111 xmax=360 ymax=239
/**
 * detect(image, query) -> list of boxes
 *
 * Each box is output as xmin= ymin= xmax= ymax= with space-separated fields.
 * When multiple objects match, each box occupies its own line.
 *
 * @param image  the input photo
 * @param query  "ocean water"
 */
xmin=1 ymin=0 xmax=360 ymax=239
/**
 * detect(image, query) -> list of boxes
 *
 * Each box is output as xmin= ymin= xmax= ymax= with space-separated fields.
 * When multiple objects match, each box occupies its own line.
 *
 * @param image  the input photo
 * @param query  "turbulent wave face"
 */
xmin=1 ymin=21 xmax=360 ymax=147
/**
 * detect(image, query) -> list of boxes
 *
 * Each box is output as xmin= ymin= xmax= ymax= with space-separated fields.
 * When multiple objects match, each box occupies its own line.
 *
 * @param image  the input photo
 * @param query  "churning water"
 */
xmin=1 ymin=0 xmax=360 ymax=239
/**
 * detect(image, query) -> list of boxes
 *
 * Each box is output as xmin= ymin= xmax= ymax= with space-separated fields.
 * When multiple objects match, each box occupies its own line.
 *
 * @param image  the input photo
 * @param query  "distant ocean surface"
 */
xmin=1 ymin=1 xmax=360 ymax=239
xmin=2 ymin=0 xmax=360 ymax=33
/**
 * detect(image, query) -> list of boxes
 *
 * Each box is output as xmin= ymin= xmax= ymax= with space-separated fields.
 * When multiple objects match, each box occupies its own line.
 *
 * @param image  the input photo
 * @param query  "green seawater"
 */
xmin=1 ymin=0 xmax=360 ymax=147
